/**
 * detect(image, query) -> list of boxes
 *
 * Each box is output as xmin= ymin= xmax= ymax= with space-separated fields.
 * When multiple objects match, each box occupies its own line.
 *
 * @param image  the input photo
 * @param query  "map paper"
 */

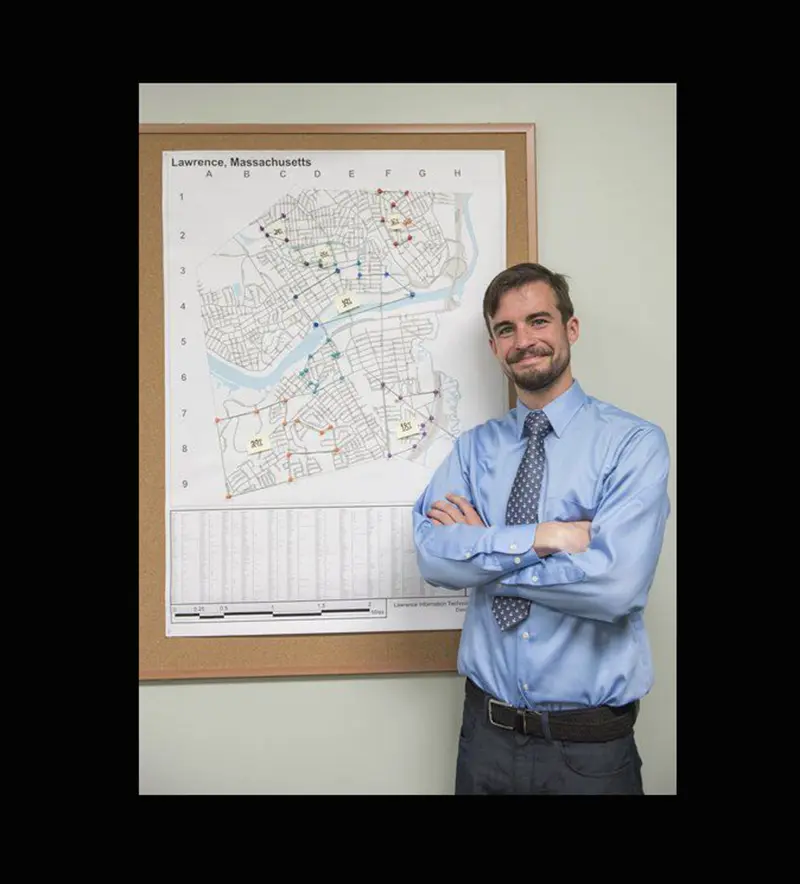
xmin=162 ymin=150 xmax=508 ymax=636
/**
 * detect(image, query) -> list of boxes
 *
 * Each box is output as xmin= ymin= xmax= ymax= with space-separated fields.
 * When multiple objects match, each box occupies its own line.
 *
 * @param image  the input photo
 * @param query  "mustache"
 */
xmin=507 ymin=347 xmax=552 ymax=365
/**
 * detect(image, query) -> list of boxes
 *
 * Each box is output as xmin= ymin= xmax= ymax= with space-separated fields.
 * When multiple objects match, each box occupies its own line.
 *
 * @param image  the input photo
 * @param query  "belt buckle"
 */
xmin=487 ymin=698 xmax=515 ymax=730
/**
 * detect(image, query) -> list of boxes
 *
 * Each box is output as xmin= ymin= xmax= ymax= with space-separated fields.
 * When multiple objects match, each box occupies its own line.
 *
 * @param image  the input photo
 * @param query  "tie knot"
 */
xmin=524 ymin=410 xmax=551 ymax=441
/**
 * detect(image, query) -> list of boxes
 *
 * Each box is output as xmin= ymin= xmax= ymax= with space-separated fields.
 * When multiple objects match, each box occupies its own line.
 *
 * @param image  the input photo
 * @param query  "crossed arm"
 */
xmin=412 ymin=427 xmax=670 ymax=623
xmin=426 ymin=493 xmax=592 ymax=557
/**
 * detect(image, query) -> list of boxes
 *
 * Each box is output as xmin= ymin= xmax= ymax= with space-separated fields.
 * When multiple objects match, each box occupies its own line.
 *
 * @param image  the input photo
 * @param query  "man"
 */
xmin=412 ymin=262 xmax=670 ymax=795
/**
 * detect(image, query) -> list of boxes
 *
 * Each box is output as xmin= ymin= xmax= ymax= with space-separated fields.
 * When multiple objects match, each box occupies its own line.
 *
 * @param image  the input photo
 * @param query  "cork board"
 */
xmin=139 ymin=123 xmax=537 ymax=680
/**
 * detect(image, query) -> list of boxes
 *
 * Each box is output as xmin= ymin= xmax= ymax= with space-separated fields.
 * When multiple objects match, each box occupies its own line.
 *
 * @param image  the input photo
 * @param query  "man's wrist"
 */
xmin=532 ymin=522 xmax=560 ymax=557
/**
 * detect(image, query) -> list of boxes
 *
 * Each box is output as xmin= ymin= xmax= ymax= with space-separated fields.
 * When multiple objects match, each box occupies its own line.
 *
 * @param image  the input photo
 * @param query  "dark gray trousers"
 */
xmin=455 ymin=680 xmax=644 ymax=795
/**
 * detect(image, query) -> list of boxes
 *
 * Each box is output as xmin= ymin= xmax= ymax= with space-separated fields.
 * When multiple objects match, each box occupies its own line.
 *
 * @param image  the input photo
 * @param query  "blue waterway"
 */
xmin=208 ymin=197 xmax=478 ymax=392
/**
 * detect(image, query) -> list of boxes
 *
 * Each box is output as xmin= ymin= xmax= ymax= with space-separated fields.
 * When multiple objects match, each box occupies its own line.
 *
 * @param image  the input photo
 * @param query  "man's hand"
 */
xmin=427 ymin=493 xmax=487 ymax=527
xmin=533 ymin=521 xmax=592 ymax=557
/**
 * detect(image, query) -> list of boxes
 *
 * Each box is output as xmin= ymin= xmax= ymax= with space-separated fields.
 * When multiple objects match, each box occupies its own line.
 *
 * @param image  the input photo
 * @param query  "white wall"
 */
xmin=139 ymin=83 xmax=676 ymax=795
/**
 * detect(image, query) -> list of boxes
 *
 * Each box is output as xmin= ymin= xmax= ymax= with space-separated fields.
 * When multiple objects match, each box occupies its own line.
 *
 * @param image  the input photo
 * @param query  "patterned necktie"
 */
xmin=492 ymin=410 xmax=552 ymax=630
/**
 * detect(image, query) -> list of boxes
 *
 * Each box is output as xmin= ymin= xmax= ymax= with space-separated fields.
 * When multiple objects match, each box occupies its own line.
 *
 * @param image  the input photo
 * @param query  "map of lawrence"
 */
xmin=196 ymin=188 xmax=473 ymax=499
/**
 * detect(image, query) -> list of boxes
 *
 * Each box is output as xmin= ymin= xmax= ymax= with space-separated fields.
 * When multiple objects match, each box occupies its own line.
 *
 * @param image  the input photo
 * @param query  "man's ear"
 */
xmin=567 ymin=316 xmax=580 ymax=345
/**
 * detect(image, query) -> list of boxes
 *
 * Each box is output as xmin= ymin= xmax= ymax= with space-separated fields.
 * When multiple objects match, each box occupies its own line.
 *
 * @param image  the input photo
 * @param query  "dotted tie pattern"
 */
xmin=492 ymin=410 xmax=552 ymax=630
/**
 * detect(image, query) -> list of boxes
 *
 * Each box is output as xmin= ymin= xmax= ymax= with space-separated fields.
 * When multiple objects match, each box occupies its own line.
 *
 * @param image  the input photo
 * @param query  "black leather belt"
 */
xmin=467 ymin=678 xmax=637 ymax=742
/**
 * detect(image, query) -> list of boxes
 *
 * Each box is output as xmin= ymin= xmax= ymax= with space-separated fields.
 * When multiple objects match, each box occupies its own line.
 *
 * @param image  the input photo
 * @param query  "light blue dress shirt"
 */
xmin=412 ymin=380 xmax=670 ymax=711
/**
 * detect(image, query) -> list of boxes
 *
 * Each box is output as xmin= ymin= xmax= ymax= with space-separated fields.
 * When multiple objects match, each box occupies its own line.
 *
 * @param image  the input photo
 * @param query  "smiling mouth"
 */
xmin=511 ymin=353 xmax=548 ymax=365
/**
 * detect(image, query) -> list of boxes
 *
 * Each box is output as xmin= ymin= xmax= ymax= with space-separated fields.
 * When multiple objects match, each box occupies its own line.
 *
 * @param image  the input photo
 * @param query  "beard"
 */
xmin=504 ymin=346 xmax=571 ymax=393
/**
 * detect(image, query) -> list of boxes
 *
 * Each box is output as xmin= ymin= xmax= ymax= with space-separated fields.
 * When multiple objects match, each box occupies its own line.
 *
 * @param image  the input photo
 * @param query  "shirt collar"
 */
xmin=514 ymin=379 xmax=588 ymax=439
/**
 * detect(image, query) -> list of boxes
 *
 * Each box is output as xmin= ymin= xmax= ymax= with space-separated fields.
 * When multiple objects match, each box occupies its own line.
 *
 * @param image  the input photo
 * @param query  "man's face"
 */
xmin=488 ymin=282 xmax=579 ymax=394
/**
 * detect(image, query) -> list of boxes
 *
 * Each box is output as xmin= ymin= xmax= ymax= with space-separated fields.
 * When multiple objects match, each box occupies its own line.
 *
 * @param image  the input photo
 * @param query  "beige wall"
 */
xmin=139 ymin=83 xmax=676 ymax=794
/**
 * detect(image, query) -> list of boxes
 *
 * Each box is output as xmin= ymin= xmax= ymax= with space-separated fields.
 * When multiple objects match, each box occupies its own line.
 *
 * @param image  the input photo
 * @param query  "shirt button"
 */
xmin=531 ymin=576 xmax=539 ymax=583
xmin=509 ymin=543 xmax=517 ymax=551
xmin=463 ymin=551 xmax=470 ymax=558
xmin=521 ymin=631 xmax=529 ymax=640
xmin=522 ymin=683 xmax=529 ymax=691
xmin=513 ymin=556 xmax=521 ymax=564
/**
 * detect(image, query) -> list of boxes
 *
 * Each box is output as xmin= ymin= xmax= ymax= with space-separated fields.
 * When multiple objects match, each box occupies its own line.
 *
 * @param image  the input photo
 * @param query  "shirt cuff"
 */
xmin=444 ymin=525 xmax=539 ymax=570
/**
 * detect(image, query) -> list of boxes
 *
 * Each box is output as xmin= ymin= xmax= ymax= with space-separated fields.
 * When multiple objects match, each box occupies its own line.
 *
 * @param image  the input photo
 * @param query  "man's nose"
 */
xmin=513 ymin=325 xmax=538 ymax=348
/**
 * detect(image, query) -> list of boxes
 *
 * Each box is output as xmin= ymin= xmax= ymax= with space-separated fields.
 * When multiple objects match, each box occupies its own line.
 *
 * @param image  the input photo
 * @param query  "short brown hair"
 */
xmin=483 ymin=262 xmax=574 ymax=336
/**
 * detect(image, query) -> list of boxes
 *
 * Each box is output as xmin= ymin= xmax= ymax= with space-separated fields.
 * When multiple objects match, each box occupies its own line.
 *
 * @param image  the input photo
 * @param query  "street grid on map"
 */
xmin=196 ymin=188 xmax=470 ymax=500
